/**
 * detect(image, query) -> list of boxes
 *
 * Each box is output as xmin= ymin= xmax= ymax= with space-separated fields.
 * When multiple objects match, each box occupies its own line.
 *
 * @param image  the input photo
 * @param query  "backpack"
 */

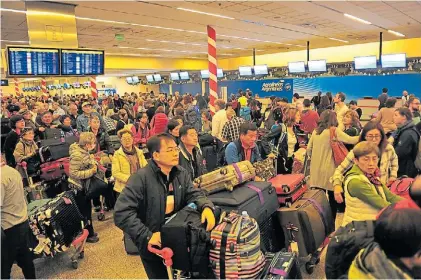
xmin=217 ymin=140 xmax=242 ymax=167
xmin=325 ymin=220 xmax=376 ymax=279
xmin=240 ymin=106 xmax=251 ymax=121
xmin=185 ymin=105 xmax=202 ymax=131
xmin=210 ymin=212 xmax=266 ymax=279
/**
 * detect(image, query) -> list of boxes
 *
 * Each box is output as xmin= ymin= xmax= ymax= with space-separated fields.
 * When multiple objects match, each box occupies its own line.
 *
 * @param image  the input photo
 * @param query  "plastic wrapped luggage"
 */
xmin=161 ymin=206 xmax=211 ymax=276
xmin=269 ymin=174 xmax=308 ymax=207
xmin=259 ymin=251 xmax=302 ymax=279
xmin=276 ymin=189 xmax=335 ymax=274
xmin=194 ymin=161 xmax=255 ymax=194
xmin=207 ymin=181 xmax=279 ymax=226
xmin=28 ymin=191 xmax=85 ymax=256
xmin=39 ymin=157 xmax=70 ymax=181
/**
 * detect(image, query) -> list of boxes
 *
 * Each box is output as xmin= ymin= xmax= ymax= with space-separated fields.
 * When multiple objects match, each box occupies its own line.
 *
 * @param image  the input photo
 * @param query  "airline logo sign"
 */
xmin=261 ymin=79 xmax=293 ymax=93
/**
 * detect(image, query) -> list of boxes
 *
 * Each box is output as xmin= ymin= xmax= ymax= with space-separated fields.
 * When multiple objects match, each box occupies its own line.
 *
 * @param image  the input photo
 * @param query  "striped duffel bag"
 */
xmin=210 ymin=211 xmax=265 ymax=279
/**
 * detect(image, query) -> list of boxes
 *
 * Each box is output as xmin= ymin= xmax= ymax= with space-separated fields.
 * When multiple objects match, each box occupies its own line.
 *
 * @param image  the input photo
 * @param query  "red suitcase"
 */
xmin=40 ymin=158 xmax=70 ymax=181
xmin=269 ymin=174 xmax=308 ymax=207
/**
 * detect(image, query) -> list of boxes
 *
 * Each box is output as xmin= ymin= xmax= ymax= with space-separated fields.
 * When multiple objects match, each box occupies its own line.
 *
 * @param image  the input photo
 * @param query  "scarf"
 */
xmin=364 ymin=168 xmax=382 ymax=186
xmin=122 ymin=145 xmax=136 ymax=155
xmin=123 ymin=146 xmax=140 ymax=175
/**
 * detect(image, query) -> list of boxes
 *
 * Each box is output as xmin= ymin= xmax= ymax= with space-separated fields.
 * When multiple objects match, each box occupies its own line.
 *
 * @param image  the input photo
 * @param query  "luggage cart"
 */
xmin=70 ymin=229 xmax=89 ymax=269
xmin=19 ymin=161 xmax=45 ymax=202
xmin=148 ymin=245 xmax=176 ymax=280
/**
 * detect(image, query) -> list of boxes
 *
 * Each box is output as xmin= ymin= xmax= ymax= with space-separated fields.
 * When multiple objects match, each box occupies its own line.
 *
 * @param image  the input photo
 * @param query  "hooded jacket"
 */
xmin=178 ymin=142 xmax=207 ymax=180
xmin=90 ymin=128 xmax=114 ymax=154
xmin=393 ymin=121 xmax=419 ymax=177
xmin=114 ymin=159 xmax=214 ymax=259
xmin=348 ymin=243 xmax=413 ymax=279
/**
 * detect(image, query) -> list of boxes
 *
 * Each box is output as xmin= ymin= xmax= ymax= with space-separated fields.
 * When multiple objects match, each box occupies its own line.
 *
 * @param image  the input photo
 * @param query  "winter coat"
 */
xmin=375 ymin=107 xmax=397 ymax=134
xmin=393 ymin=121 xmax=419 ymax=177
xmin=132 ymin=123 xmax=150 ymax=146
xmin=13 ymin=139 xmax=38 ymax=164
xmin=113 ymin=160 xmax=214 ymax=259
xmin=348 ymin=243 xmax=414 ymax=279
xmin=150 ymin=113 xmax=168 ymax=136
xmin=68 ymin=143 xmax=97 ymax=189
xmin=307 ymin=127 xmax=359 ymax=191
xmin=3 ymin=130 xmax=19 ymax=167
xmin=178 ymin=142 xmax=207 ymax=180
xmin=112 ymin=147 xmax=148 ymax=193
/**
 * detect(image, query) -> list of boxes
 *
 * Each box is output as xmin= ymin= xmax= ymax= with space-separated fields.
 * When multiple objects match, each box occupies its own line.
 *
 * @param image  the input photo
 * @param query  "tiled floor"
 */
xmin=11 ymin=212 xmax=343 ymax=279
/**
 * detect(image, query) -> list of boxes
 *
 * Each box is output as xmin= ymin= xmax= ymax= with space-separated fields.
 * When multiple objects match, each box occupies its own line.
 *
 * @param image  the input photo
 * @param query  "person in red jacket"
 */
xmin=150 ymin=106 xmax=168 ymax=136
xmin=132 ymin=112 xmax=150 ymax=147
xmin=300 ymin=99 xmax=319 ymax=134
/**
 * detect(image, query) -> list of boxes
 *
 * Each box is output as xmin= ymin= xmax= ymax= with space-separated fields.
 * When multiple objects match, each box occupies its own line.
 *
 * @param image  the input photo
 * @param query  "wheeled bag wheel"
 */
xmin=305 ymin=261 xmax=314 ymax=274
xmin=79 ymin=251 xmax=85 ymax=259
xmin=97 ymin=213 xmax=105 ymax=221
xmin=72 ymin=260 xmax=78 ymax=269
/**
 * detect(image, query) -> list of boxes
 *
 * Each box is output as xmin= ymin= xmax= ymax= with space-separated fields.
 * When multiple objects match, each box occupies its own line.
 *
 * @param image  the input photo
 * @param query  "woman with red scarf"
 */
xmin=341 ymin=141 xmax=403 ymax=227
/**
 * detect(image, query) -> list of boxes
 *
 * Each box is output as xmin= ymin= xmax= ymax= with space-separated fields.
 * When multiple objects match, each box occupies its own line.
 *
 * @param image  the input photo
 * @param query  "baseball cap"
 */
xmin=82 ymin=102 xmax=91 ymax=108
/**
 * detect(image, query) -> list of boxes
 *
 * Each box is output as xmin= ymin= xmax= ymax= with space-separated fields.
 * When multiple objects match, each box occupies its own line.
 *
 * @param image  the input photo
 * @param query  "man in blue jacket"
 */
xmin=225 ymin=122 xmax=261 ymax=164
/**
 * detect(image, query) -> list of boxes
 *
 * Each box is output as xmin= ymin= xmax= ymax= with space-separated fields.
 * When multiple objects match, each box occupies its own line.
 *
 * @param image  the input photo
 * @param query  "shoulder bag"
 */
xmin=330 ymin=127 xmax=349 ymax=166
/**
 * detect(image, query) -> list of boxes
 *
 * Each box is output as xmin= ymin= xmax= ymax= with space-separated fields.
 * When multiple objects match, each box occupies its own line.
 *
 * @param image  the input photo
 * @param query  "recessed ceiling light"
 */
xmin=0 ymin=40 xmax=29 ymax=44
xmin=344 ymin=13 xmax=372 ymax=25
xmin=177 ymin=7 xmax=235 ymax=20
xmin=0 ymin=8 xmax=304 ymax=47
xmin=329 ymin=37 xmax=349 ymax=43
xmin=387 ymin=30 xmax=405 ymax=37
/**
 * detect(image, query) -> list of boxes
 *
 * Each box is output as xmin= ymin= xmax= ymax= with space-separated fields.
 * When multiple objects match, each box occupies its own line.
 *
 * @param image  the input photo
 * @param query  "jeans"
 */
xmin=1 ymin=221 xmax=36 ymax=279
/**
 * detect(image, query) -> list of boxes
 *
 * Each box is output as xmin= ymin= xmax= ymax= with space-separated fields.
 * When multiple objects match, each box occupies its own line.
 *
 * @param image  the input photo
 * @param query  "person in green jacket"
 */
xmin=341 ymin=141 xmax=403 ymax=227
xmin=349 ymin=208 xmax=421 ymax=279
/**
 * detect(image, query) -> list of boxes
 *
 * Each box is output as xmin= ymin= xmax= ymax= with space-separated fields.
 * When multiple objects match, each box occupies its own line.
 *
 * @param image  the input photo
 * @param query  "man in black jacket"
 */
xmin=393 ymin=107 xmax=419 ymax=177
xmin=114 ymin=133 xmax=215 ymax=279
xmin=154 ymin=94 xmax=169 ymax=115
xmin=178 ymin=125 xmax=207 ymax=180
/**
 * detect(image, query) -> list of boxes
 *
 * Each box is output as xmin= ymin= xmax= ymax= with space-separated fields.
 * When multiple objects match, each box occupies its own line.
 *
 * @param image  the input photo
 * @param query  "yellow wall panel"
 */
xmin=105 ymin=56 xmax=208 ymax=70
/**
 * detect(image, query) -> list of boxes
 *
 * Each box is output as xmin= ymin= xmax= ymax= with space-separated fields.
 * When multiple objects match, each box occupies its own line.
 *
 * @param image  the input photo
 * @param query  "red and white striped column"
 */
xmin=90 ymin=76 xmax=98 ymax=99
xmin=207 ymin=25 xmax=217 ymax=115
xmin=41 ymin=78 xmax=48 ymax=97
xmin=14 ymin=78 xmax=20 ymax=96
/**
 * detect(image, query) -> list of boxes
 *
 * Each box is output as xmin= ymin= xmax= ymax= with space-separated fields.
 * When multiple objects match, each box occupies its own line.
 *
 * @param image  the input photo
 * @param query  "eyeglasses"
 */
xmin=162 ymin=147 xmax=180 ymax=153
xmin=366 ymin=135 xmax=381 ymax=140
xmin=121 ymin=136 xmax=133 ymax=141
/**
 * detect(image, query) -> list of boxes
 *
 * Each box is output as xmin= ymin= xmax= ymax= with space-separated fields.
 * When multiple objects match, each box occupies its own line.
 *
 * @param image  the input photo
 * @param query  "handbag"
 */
xmin=329 ymin=127 xmax=348 ymax=166
xmin=84 ymin=174 xmax=108 ymax=199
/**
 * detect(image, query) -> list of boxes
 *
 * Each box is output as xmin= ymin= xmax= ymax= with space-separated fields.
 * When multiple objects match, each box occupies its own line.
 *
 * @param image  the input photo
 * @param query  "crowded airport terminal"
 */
xmin=2 ymin=1 xmax=421 ymax=279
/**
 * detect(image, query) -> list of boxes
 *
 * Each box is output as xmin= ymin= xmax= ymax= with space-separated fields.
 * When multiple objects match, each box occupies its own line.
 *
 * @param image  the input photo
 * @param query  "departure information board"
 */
xmin=61 ymin=49 xmax=104 ymax=75
xmin=7 ymin=47 xmax=60 ymax=76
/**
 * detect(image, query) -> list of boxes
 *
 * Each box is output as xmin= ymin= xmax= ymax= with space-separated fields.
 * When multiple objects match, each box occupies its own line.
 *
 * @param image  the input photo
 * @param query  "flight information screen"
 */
xmin=61 ymin=49 xmax=104 ymax=75
xmin=7 ymin=47 xmax=60 ymax=76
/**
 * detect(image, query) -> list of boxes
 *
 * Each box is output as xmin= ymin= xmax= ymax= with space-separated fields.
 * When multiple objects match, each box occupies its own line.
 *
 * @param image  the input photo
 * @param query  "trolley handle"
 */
xmin=147 ymin=244 xmax=174 ymax=267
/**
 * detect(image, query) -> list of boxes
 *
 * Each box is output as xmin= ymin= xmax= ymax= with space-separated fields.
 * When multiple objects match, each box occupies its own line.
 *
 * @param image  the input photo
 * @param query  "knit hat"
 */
xmin=21 ymin=127 xmax=34 ymax=137
xmin=9 ymin=115 xmax=24 ymax=129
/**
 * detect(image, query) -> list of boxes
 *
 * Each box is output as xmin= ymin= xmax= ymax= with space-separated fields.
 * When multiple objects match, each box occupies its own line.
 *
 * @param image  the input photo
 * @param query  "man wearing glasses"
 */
xmin=114 ymin=133 xmax=215 ymax=279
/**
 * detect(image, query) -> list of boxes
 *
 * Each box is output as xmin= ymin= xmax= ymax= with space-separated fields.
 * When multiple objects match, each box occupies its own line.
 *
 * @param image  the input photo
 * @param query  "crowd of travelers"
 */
xmin=2 ymin=87 xmax=421 ymax=279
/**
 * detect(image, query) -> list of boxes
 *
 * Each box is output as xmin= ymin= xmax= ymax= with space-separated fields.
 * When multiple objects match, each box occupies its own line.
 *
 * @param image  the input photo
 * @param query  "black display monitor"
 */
xmin=7 ymin=46 xmax=60 ymax=76
xmin=61 ymin=49 xmax=105 ymax=76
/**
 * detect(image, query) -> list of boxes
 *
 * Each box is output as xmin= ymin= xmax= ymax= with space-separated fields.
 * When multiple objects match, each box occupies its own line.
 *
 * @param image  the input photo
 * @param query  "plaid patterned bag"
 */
xmin=210 ymin=212 xmax=265 ymax=279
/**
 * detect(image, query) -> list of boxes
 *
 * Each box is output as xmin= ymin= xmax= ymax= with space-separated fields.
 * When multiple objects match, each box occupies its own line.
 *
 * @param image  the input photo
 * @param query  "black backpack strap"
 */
xmin=220 ymin=222 xmax=233 ymax=279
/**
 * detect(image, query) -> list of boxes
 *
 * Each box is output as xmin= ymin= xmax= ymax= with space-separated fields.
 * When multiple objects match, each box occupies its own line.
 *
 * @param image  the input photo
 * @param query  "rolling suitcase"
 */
xmin=39 ymin=157 xmax=70 ymax=181
xmin=39 ymin=142 xmax=71 ymax=162
xmin=277 ymin=189 xmax=334 ymax=274
xmin=269 ymin=174 xmax=308 ymax=207
xmin=194 ymin=160 xmax=255 ymax=194
xmin=259 ymin=251 xmax=302 ymax=279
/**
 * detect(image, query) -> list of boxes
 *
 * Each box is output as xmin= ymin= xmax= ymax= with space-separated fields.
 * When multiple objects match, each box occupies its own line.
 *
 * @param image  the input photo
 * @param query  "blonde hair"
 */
xmin=117 ymin=128 xmax=133 ymax=139
xmin=283 ymin=107 xmax=299 ymax=127
xmin=79 ymin=132 xmax=96 ymax=147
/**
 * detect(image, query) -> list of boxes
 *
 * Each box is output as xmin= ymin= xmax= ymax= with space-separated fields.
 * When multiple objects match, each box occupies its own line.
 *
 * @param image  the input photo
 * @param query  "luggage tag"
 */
xmin=290 ymin=241 xmax=299 ymax=253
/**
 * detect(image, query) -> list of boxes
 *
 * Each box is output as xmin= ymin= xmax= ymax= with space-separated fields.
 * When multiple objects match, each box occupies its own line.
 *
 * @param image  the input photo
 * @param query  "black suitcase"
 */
xmin=207 ymin=181 xmax=279 ymax=225
xmin=123 ymin=232 xmax=139 ymax=255
xmin=259 ymin=251 xmax=302 ymax=279
xmin=202 ymin=145 xmax=218 ymax=172
xmin=44 ymin=128 xmax=62 ymax=140
xmin=259 ymin=214 xmax=284 ymax=253
xmin=39 ymin=142 xmax=71 ymax=162
xmin=161 ymin=206 xmax=211 ymax=276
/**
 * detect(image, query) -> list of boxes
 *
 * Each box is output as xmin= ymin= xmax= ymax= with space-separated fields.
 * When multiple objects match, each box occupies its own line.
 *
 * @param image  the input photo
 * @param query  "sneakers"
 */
xmin=87 ymin=235 xmax=99 ymax=243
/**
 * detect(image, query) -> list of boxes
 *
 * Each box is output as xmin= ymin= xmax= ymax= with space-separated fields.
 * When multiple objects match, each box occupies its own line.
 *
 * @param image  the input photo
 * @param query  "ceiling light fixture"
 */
xmin=344 ymin=13 xmax=372 ymax=25
xmin=328 ymin=37 xmax=349 ymax=43
xmin=177 ymin=7 xmax=235 ymax=20
xmin=387 ymin=30 xmax=405 ymax=37
xmin=0 ymin=8 xmax=302 ymax=47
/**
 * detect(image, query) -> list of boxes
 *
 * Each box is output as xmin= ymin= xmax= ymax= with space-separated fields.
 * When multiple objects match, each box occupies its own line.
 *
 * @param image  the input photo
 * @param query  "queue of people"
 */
xmin=1 ymin=88 xmax=421 ymax=279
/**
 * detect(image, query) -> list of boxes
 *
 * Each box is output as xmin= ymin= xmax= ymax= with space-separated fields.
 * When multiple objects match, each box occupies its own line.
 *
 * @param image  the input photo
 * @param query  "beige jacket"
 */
xmin=68 ymin=143 xmax=97 ymax=189
xmin=13 ymin=140 xmax=38 ymax=164
xmin=375 ymin=107 xmax=397 ymax=134
xmin=112 ymin=147 xmax=148 ymax=193
xmin=307 ymin=127 xmax=359 ymax=191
